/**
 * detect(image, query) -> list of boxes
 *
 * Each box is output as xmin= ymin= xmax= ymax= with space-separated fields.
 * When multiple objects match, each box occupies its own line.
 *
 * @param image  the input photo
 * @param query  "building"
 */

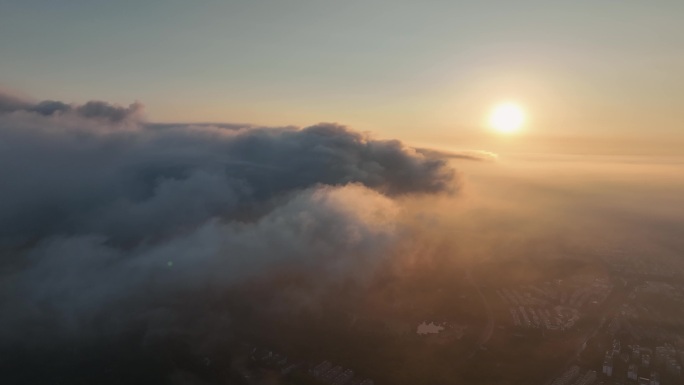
xmin=649 ymin=371 xmax=660 ymax=385
xmin=612 ymin=339 xmax=621 ymax=355
xmin=665 ymin=357 xmax=681 ymax=376
xmin=641 ymin=353 xmax=651 ymax=367
xmin=632 ymin=345 xmax=641 ymax=362
xmin=628 ymin=364 xmax=638 ymax=381
xmin=602 ymin=359 xmax=613 ymax=377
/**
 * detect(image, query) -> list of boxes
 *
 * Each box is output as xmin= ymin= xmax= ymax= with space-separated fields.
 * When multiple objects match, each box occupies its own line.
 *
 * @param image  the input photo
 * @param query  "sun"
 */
xmin=489 ymin=102 xmax=525 ymax=134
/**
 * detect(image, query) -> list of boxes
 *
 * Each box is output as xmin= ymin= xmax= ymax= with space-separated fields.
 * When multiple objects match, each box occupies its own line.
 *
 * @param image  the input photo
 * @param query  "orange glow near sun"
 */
xmin=489 ymin=102 xmax=525 ymax=134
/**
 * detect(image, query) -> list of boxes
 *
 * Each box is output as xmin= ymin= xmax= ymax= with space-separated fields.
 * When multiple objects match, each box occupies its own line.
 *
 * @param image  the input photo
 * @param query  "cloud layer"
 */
xmin=0 ymin=93 xmax=457 ymax=349
xmin=0 ymin=90 xmax=143 ymax=122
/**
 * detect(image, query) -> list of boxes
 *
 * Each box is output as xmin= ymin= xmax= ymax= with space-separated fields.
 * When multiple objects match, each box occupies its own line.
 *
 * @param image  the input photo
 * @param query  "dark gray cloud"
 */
xmin=0 ymin=90 xmax=142 ymax=122
xmin=75 ymin=100 xmax=144 ymax=122
xmin=0 ymin=92 xmax=459 ymax=354
xmin=0 ymin=106 xmax=455 ymax=247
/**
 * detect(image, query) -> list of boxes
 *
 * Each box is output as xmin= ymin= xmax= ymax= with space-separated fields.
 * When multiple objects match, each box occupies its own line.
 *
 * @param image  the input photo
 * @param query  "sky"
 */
xmin=1 ymin=0 xmax=683 ymax=154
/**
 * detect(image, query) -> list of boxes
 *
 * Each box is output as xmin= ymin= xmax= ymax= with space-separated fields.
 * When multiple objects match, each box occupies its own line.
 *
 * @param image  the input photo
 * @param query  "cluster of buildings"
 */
xmin=497 ymin=278 xmax=612 ymax=308
xmin=311 ymin=361 xmax=374 ymax=385
xmin=551 ymin=365 xmax=597 ymax=385
xmin=600 ymin=340 xmax=682 ymax=384
xmin=249 ymin=349 xmax=374 ymax=385
xmin=507 ymin=305 xmax=578 ymax=330
xmin=498 ymin=278 xmax=611 ymax=331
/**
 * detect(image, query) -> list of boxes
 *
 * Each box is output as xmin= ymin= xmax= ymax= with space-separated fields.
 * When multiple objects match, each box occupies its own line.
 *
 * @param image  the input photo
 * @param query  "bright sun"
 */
xmin=489 ymin=102 xmax=525 ymax=134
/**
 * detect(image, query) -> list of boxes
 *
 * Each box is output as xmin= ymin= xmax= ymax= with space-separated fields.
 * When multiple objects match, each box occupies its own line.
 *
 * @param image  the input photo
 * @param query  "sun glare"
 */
xmin=489 ymin=102 xmax=525 ymax=134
